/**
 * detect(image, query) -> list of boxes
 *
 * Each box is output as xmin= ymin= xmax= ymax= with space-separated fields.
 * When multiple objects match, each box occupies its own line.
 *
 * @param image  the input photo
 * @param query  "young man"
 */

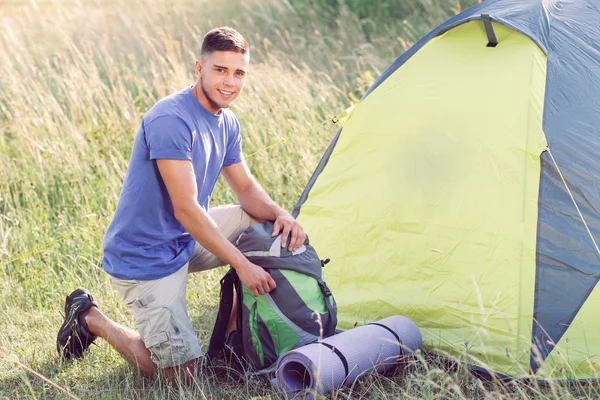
xmin=56 ymin=27 xmax=306 ymax=381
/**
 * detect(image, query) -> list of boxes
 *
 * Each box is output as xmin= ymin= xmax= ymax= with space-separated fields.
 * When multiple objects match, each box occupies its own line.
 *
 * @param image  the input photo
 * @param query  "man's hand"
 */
xmin=235 ymin=260 xmax=277 ymax=296
xmin=272 ymin=214 xmax=306 ymax=251
xmin=221 ymin=162 xmax=306 ymax=251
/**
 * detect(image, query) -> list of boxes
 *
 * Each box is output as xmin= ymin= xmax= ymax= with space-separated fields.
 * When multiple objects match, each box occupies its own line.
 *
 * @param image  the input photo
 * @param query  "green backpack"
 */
xmin=207 ymin=221 xmax=337 ymax=375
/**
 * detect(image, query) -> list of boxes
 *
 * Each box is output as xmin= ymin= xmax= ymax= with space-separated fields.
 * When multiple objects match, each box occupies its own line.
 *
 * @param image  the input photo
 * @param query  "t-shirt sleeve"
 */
xmin=144 ymin=115 xmax=193 ymax=161
xmin=224 ymin=117 xmax=243 ymax=166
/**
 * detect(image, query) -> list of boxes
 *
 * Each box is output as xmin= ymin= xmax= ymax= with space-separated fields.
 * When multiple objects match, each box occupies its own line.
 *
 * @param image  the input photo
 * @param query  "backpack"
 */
xmin=207 ymin=221 xmax=337 ymax=376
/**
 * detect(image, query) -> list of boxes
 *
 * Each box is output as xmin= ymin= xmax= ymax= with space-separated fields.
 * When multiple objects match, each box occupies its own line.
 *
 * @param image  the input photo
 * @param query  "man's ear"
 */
xmin=194 ymin=60 xmax=202 ymax=77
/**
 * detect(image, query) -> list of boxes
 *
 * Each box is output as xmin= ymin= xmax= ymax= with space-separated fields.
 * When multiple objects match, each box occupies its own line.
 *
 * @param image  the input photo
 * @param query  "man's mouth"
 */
xmin=218 ymin=89 xmax=235 ymax=98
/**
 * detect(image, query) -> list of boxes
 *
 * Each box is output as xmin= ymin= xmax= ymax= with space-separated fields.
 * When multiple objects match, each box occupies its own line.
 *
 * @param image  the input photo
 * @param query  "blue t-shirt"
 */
xmin=102 ymin=86 xmax=243 ymax=280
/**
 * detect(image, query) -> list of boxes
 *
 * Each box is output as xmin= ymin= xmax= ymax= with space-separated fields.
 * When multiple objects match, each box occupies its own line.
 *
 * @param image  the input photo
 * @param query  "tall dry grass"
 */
xmin=0 ymin=0 xmax=401 ymax=397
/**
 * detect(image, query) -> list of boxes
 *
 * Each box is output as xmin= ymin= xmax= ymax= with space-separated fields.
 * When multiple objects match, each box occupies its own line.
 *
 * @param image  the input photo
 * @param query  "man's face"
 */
xmin=195 ymin=50 xmax=249 ymax=114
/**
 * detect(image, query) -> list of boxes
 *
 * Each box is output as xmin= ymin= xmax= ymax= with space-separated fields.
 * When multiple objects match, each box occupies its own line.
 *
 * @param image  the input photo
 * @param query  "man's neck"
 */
xmin=192 ymin=84 xmax=221 ymax=115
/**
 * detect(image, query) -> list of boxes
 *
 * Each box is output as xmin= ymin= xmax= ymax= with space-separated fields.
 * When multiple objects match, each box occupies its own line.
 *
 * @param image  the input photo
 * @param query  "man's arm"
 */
xmin=221 ymin=160 xmax=306 ymax=251
xmin=156 ymin=159 xmax=276 ymax=296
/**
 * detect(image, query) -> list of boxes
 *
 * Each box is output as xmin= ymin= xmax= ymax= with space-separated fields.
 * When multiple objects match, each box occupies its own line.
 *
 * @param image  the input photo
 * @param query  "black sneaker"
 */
xmin=56 ymin=288 xmax=98 ymax=360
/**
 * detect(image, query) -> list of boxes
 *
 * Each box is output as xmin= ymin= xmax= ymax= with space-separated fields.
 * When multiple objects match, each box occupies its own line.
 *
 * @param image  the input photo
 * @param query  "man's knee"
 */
xmin=249 ymin=215 xmax=265 ymax=224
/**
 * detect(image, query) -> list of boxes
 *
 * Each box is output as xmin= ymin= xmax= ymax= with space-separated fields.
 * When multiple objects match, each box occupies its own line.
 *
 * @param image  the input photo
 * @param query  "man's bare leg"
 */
xmin=84 ymin=306 xmax=154 ymax=376
xmin=226 ymin=296 xmax=238 ymax=335
xmin=84 ymin=306 xmax=197 ymax=382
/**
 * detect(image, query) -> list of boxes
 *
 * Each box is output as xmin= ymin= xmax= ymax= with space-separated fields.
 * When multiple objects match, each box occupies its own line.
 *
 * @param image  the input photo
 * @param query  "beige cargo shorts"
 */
xmin=111 ymin=204 xmax=251 ymax=368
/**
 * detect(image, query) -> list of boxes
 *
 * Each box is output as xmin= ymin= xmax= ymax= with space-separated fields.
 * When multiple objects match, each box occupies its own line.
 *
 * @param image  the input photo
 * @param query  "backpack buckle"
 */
xmin=319 ymin=281 xmax=332 ymax=297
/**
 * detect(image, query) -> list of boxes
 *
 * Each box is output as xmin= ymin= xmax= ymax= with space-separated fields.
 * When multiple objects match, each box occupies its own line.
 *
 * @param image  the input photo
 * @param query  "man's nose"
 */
xmin=223 ymin=73 xmax=235 ymax=87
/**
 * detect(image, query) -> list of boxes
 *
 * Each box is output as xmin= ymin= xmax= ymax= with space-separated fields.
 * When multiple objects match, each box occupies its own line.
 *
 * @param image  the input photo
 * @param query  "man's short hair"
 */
xmin=200 ymin=27 xmax=249 ymax=58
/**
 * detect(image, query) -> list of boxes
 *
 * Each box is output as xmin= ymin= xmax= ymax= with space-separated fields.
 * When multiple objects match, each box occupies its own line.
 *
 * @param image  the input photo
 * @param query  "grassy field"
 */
xmin=2 ymin=0 xmax=600 ymax=398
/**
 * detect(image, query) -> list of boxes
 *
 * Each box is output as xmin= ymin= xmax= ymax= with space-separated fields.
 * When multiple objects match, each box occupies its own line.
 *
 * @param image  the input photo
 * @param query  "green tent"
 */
xmin=293 ymin=0 xmax=600 ymax=380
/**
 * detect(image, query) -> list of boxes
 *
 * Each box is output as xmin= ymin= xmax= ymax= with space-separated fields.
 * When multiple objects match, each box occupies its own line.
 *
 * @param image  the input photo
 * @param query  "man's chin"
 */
xmin=216 ymin=94 xmax=238 ymax=109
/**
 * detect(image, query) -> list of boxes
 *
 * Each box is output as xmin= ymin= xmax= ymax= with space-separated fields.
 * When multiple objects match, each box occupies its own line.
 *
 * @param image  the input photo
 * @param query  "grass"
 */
xmin=2 ymin=0 xmax=600 ymax=398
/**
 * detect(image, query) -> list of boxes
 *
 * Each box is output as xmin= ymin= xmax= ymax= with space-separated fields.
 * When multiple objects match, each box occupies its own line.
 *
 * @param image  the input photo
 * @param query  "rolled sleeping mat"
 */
xmin=274 ymin=315 xmax=422 ymax=399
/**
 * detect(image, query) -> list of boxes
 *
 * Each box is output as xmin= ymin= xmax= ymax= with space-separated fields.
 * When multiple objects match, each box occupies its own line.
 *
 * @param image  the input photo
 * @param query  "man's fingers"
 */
xmin=257 ymin=278 xmax=266 ymax=295
xmin=289 ymin=226 xmax=306 ymax=251
xmin=263 ymin=281 xmax=274 ymax=294
xmin=262 ymin=282 xmax=271 ymax=294
xmin=256 ymin=279 xmax=275 ymax=295
xmin=288 ymin=226 xmax=296 ymax=251
xmin=296 ymin=227 xmax=305 ymax=249
xmin=289 ymin=226 xmax=300 ymax=251
xmin=260 ymin=271 xmax=275 ymax=294
xmin=272 ymin=220 xmax=281 ymax=237
xmin=281 ymin=225 xmax=291 ymax=248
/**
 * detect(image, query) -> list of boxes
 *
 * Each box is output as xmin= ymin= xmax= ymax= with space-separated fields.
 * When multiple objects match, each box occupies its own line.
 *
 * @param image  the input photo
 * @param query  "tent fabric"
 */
xmin=294 ymin=0 xmax=600 ymax=379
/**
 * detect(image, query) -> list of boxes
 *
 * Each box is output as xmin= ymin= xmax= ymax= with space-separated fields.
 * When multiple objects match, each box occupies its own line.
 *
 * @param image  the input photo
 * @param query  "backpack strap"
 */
xmin=207 ymin=268 xmax=238 ymax=359
xmin=317 ymin=278 xmax=338 ymax=334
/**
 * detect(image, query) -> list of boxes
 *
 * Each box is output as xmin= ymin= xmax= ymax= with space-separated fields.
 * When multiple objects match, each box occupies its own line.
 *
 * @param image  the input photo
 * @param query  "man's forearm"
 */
xmin=175 ymin=201 xmax=277 ymax=296
xmin=175 ymin=203 xmax=247 ymax=269
xmin=236 ymin=182 xmax=289 ymax=221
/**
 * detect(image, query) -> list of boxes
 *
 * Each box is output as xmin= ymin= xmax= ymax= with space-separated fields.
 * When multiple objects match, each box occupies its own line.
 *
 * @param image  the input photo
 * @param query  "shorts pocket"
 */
xmin=144 ymin=331 xmax=169 ymax=348
xmin=136 ymin=307 xmax=188 ymax=368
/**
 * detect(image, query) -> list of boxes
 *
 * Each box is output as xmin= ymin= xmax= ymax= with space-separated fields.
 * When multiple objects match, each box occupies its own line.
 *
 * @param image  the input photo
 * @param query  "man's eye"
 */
xmin=236 ymin=72 xmax=245 ymax=77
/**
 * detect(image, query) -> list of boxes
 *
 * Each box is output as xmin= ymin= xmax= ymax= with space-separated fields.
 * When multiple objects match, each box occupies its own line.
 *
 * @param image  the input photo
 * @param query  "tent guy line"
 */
xmin=547 ymin=147 xmax=600 ymax=259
